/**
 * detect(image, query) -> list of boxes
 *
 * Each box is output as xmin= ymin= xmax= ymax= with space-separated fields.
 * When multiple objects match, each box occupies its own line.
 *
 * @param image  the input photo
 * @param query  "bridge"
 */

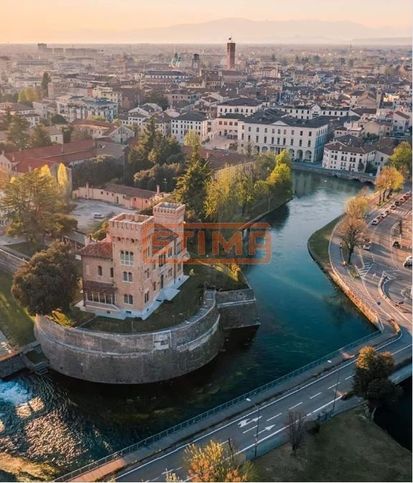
xmin=292 ymin=161 xmax=376 ymax=184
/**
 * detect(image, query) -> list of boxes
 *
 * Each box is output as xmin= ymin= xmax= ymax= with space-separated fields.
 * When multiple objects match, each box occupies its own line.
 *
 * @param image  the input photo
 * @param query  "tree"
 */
xmin=30 ymin=124 xmax=52 ymax=148
xmin=0 ymin=169 xmax=63 ymax=244
xmin=375 ymin=166 xmax=404 ymax=203
xmin=389 ymin=141 xmax=412 ymax=178
xmin=50 ymin=213 xmax=78 ymax=239
xmin=175 ymin=144 xmax=212 ymax=220
xmin=346 ymin=192 xmax=369 ymax=219
xmin=288 ymin=411 xmax=306 ymax=453
xmin=41 ymin=72 xmax=51 ymax=96
xmin=18 ymin=87 xmax=41 ymax=104
xmin=12 ymin=242 xmax=78 ymax=315
xmin=72 ymin=157 xmax=123 ymax=189
xmin=57 ymin=163 xmax=71 ymax=199
xmin=353 ymin=347 xmax=401 ymax=417
xmin=166 ymin=440 xmax=254 ymax=482
xmin=51 ymin=114 xmax=67 ymax=125
xmin=340 ymin=215 xmax=367 ymax=264
xmin=7 ymin=115 xmax=30 ymax=150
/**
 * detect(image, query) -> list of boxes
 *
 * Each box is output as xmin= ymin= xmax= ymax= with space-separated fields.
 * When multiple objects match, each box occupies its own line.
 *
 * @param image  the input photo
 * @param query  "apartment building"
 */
xmin=80 ymin=202 xmax=188 ymax=320
xmin=238 ymin=109 xmax=329 ymax=162
xmin=171 ymin=111 xmax=209 ymax=143
xmin=56 ymin=95 xmax=118 ymax=122
xmin=322 ymin=135 xmax=376 ymax=172
xmin=281 ymin=103 xmax=349 ymax=120
xmin=217 ymin=98 xmax=265 ymax=117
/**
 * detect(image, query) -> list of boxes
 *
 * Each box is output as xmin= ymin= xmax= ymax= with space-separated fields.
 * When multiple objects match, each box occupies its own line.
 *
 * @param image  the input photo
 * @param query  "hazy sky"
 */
xmin=1 ymin=0 xmax=412 ymax=42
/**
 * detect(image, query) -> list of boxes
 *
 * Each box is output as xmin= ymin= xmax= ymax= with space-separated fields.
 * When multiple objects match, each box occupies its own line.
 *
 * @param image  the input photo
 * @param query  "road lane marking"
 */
xmin=309 ymin=392 xmax=322 ymax=399
xmin=258 ymin=425 xmax=276 ymax=435
xmin=162 ymin=467 xmax=182 ymax=475
xmin=118 ymin=332 xmax=405 ymax=480
xmin=288 ymin=402 xmax=303 ymax=410
xmin=242 ymin=425 xmax=257 ymax=434
xmin=328 ymin=383 xmax=339 ymax=389
xmin=267 ymin=412 xmax=282 ymax=421
xmin=238 ymin=416 xmax=261 ymax=428
xmin=345 ymin=375 xmax=353 ymax=380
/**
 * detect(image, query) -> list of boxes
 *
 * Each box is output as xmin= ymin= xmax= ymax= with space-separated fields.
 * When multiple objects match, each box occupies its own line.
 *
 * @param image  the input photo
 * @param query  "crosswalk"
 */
xmin=356 ymin=262 xmax=373 ymax=278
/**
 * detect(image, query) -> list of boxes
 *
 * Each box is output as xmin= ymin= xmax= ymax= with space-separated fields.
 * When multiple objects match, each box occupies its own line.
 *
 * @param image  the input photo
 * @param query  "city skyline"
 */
xmin=1 ymin=0 xmax=412 ymax=43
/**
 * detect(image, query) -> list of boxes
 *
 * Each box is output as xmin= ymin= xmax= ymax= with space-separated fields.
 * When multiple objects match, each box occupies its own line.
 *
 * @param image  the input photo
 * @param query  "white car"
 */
xmin=363 ymin=244 xmax=371 ymax=251
xmin=93 ymin=212 xmax=104 ymax=219
xmin=403 ymin=256 xmax=412 ymax=268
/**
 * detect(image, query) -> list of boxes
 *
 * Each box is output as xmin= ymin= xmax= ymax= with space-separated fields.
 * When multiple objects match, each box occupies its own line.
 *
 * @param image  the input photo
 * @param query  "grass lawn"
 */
xmin=257 ymin=408 xmax=412 ymax=482
xmin=308 ymin=215 xmax=342 ymax=268
xmin=81 ymin=262 xmax=246 ymax=333
xmin=0 ymin=270 xmax=35 ymax=346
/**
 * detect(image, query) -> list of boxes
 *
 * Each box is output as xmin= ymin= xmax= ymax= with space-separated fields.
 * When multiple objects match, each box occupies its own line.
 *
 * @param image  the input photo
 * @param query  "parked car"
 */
xmin=93 ymin=212 xmax=104 ymax=219
xmin=403 ymin=256 xmax=412 ymax=268
xmin=390 ymin=204 xmax=397 ymax=210
xmin=363 ymin=243 xmax=371 ymax=251
xmin=371 ymin=219 xmax=379 ymax=225
xmin=392 ymin=240 xmax=401 ymax=248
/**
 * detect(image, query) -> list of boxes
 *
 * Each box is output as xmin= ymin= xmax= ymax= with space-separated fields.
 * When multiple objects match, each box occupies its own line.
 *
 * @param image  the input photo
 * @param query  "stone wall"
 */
xmin=35 ymin=288 xmax=258 ymax=384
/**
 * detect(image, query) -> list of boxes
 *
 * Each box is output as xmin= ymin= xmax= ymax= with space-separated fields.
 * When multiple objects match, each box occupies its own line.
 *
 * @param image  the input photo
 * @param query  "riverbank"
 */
xmin=307 ymin=215 xmax=342 ymax=270
xmin=257 ymin=407 xmax=412 ymax=482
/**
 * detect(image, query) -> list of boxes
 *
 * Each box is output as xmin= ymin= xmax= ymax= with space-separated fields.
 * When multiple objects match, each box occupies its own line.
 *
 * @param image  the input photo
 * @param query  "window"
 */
xmin=110 ymin=267 xmax=114 ymax=278
xmin=144 ymin=291 xmax=150 ymax=303
xmin=159 ymin=253 xmax=166 ymax=267
xmin=124 ymin=294 xmax=133 ymax=304
xmin=123 ymin=271 xmax=133 ymax=282
xmin=145 ymin=268 xmax=150 ymax=279
xmin=120 ymin=250 xmax=134 ymax=266
xmin=97 ymin=265 xmax=102 ymax=276
xmin=153 ymin=281 xmax=157 ymax=291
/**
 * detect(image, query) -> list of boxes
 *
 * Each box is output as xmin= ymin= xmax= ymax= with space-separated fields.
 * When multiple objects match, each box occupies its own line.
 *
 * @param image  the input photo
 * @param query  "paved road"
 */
xmin=116 ymin=194 xmax=412 ymax=482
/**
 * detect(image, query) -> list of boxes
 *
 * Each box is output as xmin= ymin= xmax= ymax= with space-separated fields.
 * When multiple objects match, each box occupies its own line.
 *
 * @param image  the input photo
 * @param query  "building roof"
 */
xmin=174 ymin=111 xmax=207 ymax=122
xmin=80 ymin=240 xmax=113 ymax=259
xmin=245 ymin=109 xmax=329 ymax=128
xmin=102 ymin=183 xmax=159 ymax=200
xmin=219 ymin=97 xmax=263 ymax=107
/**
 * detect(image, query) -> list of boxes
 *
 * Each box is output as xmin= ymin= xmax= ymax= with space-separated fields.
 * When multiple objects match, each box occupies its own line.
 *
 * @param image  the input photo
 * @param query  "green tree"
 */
xmin=72 ymin=157 xmax=123 ymax=189
xmin=18 ymin=87 xmax=41 ymax=104
xmin=50 ymin=213 xmax=78 ymax=239
xmin=41 ymin=71 xmax=51 ymax=96
xmin=353 ymin=347 xmax=401 ymax=417
xmin=12 ymin=242 xmax=78 ymax=315
xmin=176 ymin=154 xmax=212 ymax=220
xmin=30 ymin=124 xmax=52 ymax=148
xmin=0 ymin=169 xmax=63 ymax=244
xmin=389 ymin=141 xmax=412 ymax=177
xmin=51 ymin=114 xmax=67 ymax=124
xmin=340 ymin=215 xmax=367 ymax=264
xmin=7 ymin=115 xmax=30 ymax=150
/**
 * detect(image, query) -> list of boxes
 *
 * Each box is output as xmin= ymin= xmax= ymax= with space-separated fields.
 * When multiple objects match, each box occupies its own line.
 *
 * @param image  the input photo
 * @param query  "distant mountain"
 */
xmin=125 ymin=18 xmax=411 ymax=44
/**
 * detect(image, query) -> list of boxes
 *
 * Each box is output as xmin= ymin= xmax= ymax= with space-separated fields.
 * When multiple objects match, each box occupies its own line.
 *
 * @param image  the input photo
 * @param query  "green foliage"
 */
xmin=41 ymin=72 xmax=51 ymax=95
xmin=92 ymin=220 xmax=109 ymax=241
xmin=12 ymin=242 xmax=78 ymax=315
xmin=30 ymin=124 xmax=52 ymax=148
xmin=72 ymin=157 xmax=123 ymax=189
xmin=50 ymin=213 xmax=78 ymax=238
xmin=51 ymin=114 xmax=67 ymax=124
xmin=7 ymin=115 xmax=30 ymax=149
xmin=18 ymin=87 xmax=41 ymax=104
xmin=389 ymin=141 xmax=412 ymax=177
xmin=175 ymin=146 xmax=212 ymax=220
xmin=134 ymin=162 xmax=184 ymax=192
xmin=127 ymin=117 xmax=183 ymax=183
xmin=0 ymin=169 xmax=64 ymax=244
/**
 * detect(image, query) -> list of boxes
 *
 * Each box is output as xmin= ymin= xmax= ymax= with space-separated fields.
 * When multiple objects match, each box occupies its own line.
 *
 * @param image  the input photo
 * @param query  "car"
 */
xmin=392 ymin=240 xmax=401 ymax=248
xmin=371 ymin=219 xmax=379 ymax=225
xmin=363 ymin=244 xmax=371 ymax=251
xmin=390 ymin=204 xmax=397 ymax=210
xmin=93 ymin=212 xmax=104 ymax=219
xmin=403 ymin=256 xmax=412 ymax=268
xmin=395 ymin=200 xmax=401 ymax=206
xmin=385 ymin=209 xmax=390 ymax=215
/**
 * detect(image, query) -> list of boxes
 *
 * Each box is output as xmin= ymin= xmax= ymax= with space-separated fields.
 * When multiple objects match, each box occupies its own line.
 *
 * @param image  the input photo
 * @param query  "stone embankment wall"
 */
xmin=35 ymin=288 xmax=258 ymax=384
xmin=216 ymin=289 xmax=259 ymax=329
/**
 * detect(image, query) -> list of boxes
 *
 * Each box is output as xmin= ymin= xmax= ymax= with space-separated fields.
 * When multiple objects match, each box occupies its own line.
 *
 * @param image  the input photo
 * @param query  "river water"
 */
xmin=0 ymin=172 xmax=376 ymax=477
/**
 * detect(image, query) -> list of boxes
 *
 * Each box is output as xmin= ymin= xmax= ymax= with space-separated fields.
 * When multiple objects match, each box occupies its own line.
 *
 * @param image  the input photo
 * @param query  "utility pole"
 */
xmin=246 ymin=397 xmax=260 ymax=458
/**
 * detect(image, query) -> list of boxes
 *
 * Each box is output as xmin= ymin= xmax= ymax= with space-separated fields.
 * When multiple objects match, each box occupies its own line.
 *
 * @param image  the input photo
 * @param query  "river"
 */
xmin=0 ymin=172 xmax=376 ymax=478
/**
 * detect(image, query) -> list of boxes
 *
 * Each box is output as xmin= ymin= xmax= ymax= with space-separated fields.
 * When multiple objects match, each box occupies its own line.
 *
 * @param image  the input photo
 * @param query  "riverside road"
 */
xmin=114 ymin=194 xmax=412 ymax=483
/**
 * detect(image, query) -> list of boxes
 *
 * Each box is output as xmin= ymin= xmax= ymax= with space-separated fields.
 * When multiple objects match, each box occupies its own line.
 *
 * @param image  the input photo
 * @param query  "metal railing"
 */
xmin=56 ymin=330 xmax=382 ymax=481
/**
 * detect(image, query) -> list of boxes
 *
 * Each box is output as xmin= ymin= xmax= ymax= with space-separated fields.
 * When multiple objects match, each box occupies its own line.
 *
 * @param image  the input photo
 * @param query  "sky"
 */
xmin=1 ymin=0 xmax=412 ymax=43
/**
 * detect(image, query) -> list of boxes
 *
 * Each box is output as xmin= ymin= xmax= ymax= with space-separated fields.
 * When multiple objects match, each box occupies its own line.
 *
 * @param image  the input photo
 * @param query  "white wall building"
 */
xmin=217 ymin=98 xmax=265 ymax=117
xmin=280 ymin=104 xmax=349 ymax=120
xmin=322 ymin=135 xmax=376 ymax=172
xmin=171 ymin=111 xmax=208 ymax=144
xmin=56 ymin=95 xmax=118 ymax=122
xmin=237 ymin=109 xmax=329 ymax=162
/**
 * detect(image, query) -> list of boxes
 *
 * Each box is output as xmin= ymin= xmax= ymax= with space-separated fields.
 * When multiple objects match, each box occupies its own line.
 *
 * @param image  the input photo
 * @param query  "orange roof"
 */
xmin=80 ymin=240 xmax=113 ymax=259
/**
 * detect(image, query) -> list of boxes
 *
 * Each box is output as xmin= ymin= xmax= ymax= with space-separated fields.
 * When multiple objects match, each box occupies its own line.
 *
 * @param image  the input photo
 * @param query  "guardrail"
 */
xmin=56 ymin=330 xmax=380 ymax=481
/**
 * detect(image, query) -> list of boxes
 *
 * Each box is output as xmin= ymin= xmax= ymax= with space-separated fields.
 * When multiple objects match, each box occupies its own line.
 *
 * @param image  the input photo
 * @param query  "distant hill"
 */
xmin=125 ymin=18 xmax=411 ymax=44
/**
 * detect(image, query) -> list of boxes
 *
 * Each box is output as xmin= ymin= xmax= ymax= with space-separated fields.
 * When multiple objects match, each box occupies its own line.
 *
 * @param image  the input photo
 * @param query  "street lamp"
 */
xmin=327 ymin=360 xmax=342 ymax=416
xmin=246 ymin=397 xmax=260 ymax=459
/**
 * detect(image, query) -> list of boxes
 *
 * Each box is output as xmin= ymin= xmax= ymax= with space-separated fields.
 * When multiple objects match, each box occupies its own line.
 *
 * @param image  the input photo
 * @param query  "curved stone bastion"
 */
xmin=34 ymin=289 xmax=258 ymax=384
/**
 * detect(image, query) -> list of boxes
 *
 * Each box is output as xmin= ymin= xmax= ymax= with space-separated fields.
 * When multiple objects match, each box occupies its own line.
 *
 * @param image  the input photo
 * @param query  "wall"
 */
xmin=35 ymin=288 xmax=258 ymax=384
xmin=0 ymin=247 xmax=27 ymax=274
